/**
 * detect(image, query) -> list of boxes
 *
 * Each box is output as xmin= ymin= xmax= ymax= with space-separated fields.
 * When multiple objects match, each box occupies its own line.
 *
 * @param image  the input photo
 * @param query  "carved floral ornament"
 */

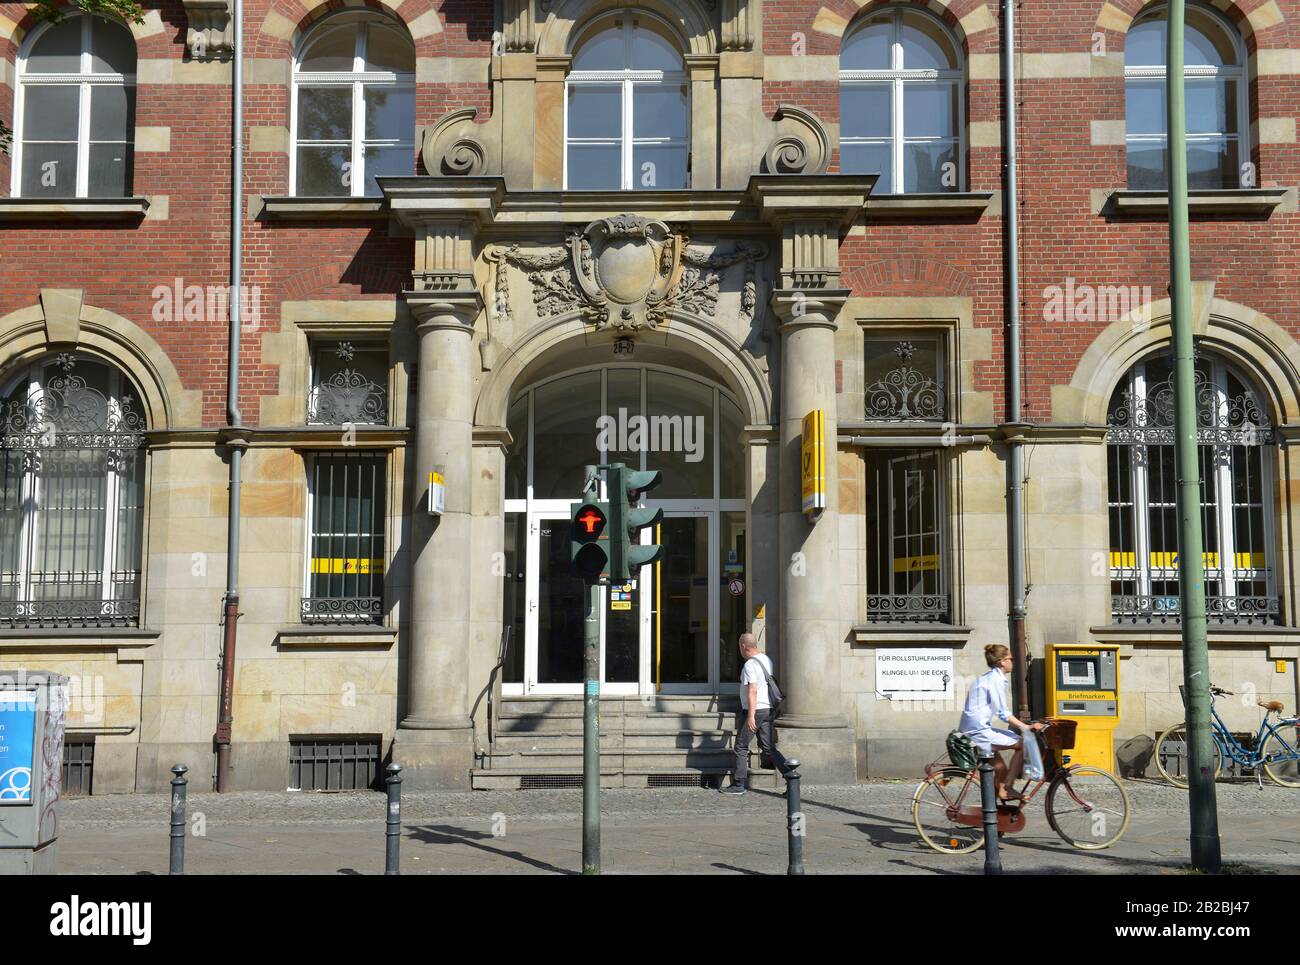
xmin=485 ymin=215 xmax=768 ymax=332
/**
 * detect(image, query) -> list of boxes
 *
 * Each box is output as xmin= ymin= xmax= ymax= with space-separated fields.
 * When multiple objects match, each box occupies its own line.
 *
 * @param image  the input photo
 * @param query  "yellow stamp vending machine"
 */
xmin=1045 ymin=645 xmax=1120 ymax=773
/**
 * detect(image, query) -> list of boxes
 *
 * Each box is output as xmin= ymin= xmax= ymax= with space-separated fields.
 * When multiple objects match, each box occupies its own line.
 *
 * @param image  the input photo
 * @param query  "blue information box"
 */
xmin=0 ymin=691 xmax=37 ymax=804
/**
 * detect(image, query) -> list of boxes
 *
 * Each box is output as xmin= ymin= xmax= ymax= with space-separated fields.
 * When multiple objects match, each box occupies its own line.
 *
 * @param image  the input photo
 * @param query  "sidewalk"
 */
xmin=56 ymin=779 xmax=1300 ymax=875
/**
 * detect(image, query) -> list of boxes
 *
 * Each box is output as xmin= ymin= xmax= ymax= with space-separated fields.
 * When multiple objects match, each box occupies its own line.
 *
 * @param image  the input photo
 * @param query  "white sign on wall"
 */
xmin=875 ymin=648 xmax=955 ymax=701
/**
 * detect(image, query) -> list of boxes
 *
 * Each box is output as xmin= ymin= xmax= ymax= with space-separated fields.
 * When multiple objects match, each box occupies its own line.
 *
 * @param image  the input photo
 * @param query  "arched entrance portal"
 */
xmin=501 ymin=363 xmax=747 ymax=695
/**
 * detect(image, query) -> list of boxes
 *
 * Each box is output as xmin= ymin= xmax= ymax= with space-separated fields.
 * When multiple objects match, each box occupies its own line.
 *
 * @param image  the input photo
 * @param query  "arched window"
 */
xmin=839 ymin=7 xmax=963 ymax=194
xmin=1124 ymin=3 xmax=1246 ymax=189
xmin=0 ymin=354 xmax=146 ymax=629
xmin=293 ymin=11 xmax=415 ymax=196
xmin=13 ymin=13 xmax=136 ymax=198
xmin=1106 ymin=351 xmax=1278 ymax=626
xmin=565 ymin=14 xmax=689 ymax=190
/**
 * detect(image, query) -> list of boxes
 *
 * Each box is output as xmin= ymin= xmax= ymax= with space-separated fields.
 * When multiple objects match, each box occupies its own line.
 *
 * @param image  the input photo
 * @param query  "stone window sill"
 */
xmin=277 ymin=625 xmax=397 ymax=647
xmin=865 ymin=192 xmax=993 ymax=221
xmin=0 ymin=197 xmax=150 ymax=222
xmin=853 ymin=624 xmax=973 ymax=646
xmin=1104 ymin=188 xmax=1289 ymax=218
xmin=0 ymin=627 xmax=160 ymax=644
xmin=258 ymin=196 xmax=387 ymax=220
xmin=1091 ymin=623 xmax=1300 ymax=657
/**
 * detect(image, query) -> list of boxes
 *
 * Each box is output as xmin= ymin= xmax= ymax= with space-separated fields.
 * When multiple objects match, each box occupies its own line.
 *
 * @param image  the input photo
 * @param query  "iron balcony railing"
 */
xmin=0 ymin=598 xmax=140 ymax=630
xmin=300 ymin=596 xmax=383 ymax=625
xmin=1111 ymin=594 xmax=1280 ymax=627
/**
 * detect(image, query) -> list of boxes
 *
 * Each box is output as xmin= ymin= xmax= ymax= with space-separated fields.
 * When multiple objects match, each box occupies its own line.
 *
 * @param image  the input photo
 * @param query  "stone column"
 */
xmin=770 ymin=287 xmax=857 ymax=783
xmin=384 ymin=184 xmax=501 ymax=788
xmin=397 ymin=290 xmax=480 ymax=787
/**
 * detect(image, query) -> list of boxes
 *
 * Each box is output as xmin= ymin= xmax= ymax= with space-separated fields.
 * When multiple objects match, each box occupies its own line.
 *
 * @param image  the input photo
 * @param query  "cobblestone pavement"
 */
xmin=56 ymin=778 xmax=1300 ymax=875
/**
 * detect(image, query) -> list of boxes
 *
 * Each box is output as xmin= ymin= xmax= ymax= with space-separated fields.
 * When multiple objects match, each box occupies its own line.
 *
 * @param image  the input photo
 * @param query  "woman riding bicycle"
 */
xmin=959 ymin=644 xmax=1042 ymax=802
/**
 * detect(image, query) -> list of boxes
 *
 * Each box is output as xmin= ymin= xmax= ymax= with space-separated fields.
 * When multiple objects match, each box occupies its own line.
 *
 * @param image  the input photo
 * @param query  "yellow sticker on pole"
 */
xmin=801 ymin=409 xmax=826 ymax=516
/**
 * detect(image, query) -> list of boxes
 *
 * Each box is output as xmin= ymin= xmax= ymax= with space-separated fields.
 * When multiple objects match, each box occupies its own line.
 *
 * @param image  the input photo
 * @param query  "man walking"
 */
xmin=720 ymin=633 xmax=797 ymax=794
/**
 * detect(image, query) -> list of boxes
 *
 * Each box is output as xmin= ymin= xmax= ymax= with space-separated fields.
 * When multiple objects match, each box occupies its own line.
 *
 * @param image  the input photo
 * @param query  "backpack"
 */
xmin=945 ymin=730 xmax=978 ymax=772
xmin=751 ymin=655 xmax=785 ymax=719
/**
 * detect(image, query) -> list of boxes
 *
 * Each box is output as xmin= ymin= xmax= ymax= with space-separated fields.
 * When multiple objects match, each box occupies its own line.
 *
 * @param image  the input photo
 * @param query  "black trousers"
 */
xmin=732 ymin=709 xmax=788 ymax=784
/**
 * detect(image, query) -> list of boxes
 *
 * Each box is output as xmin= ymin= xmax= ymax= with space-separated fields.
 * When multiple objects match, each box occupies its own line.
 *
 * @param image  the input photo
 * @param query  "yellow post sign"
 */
xmin=801 ymin=409 xmax=826 ymax=516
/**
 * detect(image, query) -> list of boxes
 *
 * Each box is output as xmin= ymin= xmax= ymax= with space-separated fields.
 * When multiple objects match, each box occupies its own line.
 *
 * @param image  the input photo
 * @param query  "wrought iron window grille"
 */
xmin=0 ymin=355 xmax=145 ymax=630
xmin=1107 ymin=356 xmax=1279 ymax=627
xmin=307 ymin=342 xmax=387 ymax=426
xmin=863 ymin=340 xmax=946 ymax=421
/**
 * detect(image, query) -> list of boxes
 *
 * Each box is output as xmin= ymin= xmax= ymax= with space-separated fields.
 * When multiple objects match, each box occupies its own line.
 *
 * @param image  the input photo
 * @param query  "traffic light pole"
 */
xmin=1166 ymin=0 xmax=1221 ymax=873
xmin=582 ymin=464 xmax=601 ymax=875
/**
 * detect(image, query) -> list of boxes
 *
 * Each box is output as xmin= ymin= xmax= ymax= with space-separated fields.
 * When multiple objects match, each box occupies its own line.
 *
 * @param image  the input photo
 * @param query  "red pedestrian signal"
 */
xmin=578 ymin=507 xmax=605 ymax=535
xmin=571 ymin=498 xmax=610 ymax=582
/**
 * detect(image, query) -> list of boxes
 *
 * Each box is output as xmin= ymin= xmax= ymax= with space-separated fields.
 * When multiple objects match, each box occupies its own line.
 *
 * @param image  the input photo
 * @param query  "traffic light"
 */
xmin=608 ymin=463 xmax=663 ymax=582
xmin=571 ymin=497 xmax=610 ymax=583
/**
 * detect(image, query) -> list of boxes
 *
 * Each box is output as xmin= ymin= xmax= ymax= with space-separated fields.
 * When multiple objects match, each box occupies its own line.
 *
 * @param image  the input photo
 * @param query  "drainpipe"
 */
xmin=216 ymin=0 xmax=245 ymax=792
xmin=1001 ymin=0 xmax=1030 ymax=717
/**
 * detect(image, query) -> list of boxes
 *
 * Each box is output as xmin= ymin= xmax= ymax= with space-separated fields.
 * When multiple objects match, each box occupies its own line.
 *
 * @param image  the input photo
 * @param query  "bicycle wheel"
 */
xmin=912 ymin=768 xmax=984 ymax=854
xmin=1261 ymin=723 xmax=1300 ymax=788
xmin=1154 ymin=722 xmax=1223 ymax=789
xmin=1045 ymin=766 xmax=1131 ymax=850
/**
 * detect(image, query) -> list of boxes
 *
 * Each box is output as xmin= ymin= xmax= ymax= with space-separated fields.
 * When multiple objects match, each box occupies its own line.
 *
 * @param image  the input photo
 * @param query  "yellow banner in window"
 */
xmin=310 ymin=557 xmax=385 ymax=575
xmin=1109 ymin=551 xmax=1266 ymax=569
xmin=892 ymin=554 xmax=940 ymax=573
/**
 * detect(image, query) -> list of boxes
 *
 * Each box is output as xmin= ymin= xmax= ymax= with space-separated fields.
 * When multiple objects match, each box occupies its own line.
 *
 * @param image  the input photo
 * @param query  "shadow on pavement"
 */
xmin=406 ymin=824 xmax=576 ymax=874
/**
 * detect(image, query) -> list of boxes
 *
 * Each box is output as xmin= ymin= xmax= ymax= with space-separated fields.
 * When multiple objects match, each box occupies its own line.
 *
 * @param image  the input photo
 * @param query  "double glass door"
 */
xmin=501 ymin=364 xmax=749 ymax=697
xmin=523 ymin=509 xmax=740 ymax=695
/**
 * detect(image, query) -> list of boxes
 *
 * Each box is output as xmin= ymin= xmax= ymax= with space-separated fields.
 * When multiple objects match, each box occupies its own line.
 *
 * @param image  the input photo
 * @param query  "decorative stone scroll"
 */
xmin=421 ymin=109 xmax=497 ymax=177
xmin=486 ymin=216 xmax=767 ymax=332
xmin=762 ymin=105 xmax=831 ymax=175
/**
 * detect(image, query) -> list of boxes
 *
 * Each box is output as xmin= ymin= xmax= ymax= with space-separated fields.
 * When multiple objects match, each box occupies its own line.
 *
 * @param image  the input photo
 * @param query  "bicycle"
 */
xmin=912 ymin=718 xmax=1131 ymax=853
xmin=1154 ymin=685 xmax=1300 ymax=788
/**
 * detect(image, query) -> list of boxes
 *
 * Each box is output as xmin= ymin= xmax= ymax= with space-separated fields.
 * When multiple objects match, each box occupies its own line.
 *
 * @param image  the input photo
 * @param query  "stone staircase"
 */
xmin=472 ymin=695 xmax=780 ymax=789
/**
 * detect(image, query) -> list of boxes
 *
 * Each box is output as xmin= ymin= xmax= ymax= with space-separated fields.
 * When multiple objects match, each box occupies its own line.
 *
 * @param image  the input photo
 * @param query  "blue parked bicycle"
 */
xmin=1154 ymin=685 xmax=1300 ymax=788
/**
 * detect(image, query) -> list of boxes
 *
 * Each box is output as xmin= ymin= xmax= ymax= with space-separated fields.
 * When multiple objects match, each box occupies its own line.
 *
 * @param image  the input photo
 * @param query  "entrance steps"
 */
xmin=473 ymin=695 xmax=781 ymax=790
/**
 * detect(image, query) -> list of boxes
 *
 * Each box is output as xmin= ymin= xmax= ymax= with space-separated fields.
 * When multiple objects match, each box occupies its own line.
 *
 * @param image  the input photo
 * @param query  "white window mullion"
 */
xmin=1131 ymin=367 xmax=1153 ymax=601
xmin=622 ymin=77 xmax=634 ymax=189
xmin=1212 ymin=368 xmax=1236 ymax=603
xmin=351 ymin=79 xmax=365 ymax=197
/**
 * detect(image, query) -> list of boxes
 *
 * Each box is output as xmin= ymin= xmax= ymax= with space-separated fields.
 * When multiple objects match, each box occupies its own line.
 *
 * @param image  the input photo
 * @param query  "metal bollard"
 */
xmin=384 ymin=763 xmax=402 ymax=876
xmin=169 ymin=764 xmax=188 ymax=876
xmin=977 ymin=753 xmax=1003 ymax=875
xmin=784 ymin=763 xmax=805 ymax=876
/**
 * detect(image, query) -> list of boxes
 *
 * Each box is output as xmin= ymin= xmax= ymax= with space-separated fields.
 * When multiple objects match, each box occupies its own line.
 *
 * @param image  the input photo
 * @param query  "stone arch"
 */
xmin=835 ymin=0 xmax=992 ymax=57
xmin=1094 ymin=0 xmax=1275 ymax=51
xmin=474 ymin=313 xmax=773 ymax=430
xmin=0 ymin=300 xmax=202 ymax=430
xmin=1055 ymin=287 xmax=1300 ymax=426
xmin=251 ymin=0 xmax=433 ymax=60
xmin=536 ymin=0 xmax=718 ymax=57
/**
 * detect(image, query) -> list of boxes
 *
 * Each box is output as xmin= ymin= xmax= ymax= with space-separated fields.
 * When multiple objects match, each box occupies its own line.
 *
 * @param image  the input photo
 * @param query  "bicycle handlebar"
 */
xmin=1210 ymin=685 xmax=1234 ymax=697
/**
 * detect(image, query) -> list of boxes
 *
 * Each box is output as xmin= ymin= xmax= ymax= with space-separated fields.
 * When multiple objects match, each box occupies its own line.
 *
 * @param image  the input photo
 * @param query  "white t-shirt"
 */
xmin=740 ymin=654 xmax=773 ymax=712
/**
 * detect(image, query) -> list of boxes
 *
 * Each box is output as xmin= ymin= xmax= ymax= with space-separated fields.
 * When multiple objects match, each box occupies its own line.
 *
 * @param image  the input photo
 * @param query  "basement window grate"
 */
xmin=289 ymin=735 xmax=381 ymax=791
xmin=647 ymin=774 xmax=709 ymax=788
xmin=519 ymin=774 xmax=583 ymax=789
xmin=61 ymin=735 xmax=95 ymax=796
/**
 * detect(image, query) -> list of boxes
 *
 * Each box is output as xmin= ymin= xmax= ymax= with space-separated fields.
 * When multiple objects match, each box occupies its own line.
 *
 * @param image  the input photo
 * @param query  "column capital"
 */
xmin=770 ymin=288 xmax=851 ymax=329
xmin=407 ymin=288 xmax=482 ymax=333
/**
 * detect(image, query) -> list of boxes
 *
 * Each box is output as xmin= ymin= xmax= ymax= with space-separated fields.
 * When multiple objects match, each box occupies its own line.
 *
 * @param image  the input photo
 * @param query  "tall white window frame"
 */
xmin=12 ymin=13 xmax=136 ymax=198
xmin=1124 ymin=2 xmax=1248 ymax=190
xmin=291 ymin=11 xmax=415 ymax=197
xmin=564 ymin=13 xmax=690 ymax=190
xmin=839 ymin=6 xmax=965 ymax=194
xmin=1106 ymin=352 xmax=1278 ymax=626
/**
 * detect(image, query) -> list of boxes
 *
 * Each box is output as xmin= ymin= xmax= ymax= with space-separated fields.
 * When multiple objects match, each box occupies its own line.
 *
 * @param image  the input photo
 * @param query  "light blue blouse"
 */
xmin=960 ymin=668 xmax=1011 ymax=735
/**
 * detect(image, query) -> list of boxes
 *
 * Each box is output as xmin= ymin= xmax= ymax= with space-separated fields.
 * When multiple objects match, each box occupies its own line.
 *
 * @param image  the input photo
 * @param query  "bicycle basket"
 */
xmin=1042 ymin=717 xmax=1077 ymax=751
